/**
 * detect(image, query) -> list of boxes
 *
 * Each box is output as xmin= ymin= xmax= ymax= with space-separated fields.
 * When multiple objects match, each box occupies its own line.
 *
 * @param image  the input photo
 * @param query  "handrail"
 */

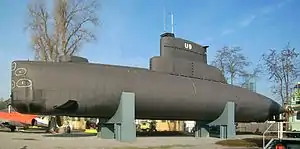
xmin=262 ymin=121 xmax=300 ymax=149
xmin=263 ymin=122 xmax=275 ymax=149
xmin=262 ymin=130 xmax=299 ymax=133
xmin=264 ymin=138 xmax=274 ymax=149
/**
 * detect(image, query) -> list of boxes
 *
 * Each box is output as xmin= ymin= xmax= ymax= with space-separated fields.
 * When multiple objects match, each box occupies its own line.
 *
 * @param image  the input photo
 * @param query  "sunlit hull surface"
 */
xmin=11 ymin=61 xmax=281 ymax=122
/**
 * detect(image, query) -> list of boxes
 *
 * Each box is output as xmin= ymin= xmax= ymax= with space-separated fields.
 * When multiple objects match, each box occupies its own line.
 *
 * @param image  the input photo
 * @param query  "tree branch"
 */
xmin=26 ymin=0 xmax=99 ymax=61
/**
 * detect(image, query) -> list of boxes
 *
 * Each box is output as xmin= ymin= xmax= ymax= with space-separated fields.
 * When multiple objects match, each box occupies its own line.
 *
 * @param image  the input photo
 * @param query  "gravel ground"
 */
xmin=0 ymin=130 xmax=261 ymax=149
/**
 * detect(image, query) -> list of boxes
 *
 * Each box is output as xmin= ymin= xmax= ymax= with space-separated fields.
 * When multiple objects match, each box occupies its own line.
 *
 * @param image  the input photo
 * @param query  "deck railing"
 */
xmin=262 ymin=120 xmax=299 ymax=149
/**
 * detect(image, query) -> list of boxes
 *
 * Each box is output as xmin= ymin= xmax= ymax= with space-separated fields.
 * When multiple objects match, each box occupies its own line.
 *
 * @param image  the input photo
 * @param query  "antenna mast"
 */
xmin=162 ymin=9 xmax=175 ymax=34
xmin=171 ymin=12 xmax=174 ymax=33
xmin=163 ymin=8 xmax=166 ymax=32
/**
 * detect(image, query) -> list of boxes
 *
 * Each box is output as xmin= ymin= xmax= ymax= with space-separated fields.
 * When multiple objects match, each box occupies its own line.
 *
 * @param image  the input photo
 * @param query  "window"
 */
xmin=297 ymin=112 xmax=300 ymax=120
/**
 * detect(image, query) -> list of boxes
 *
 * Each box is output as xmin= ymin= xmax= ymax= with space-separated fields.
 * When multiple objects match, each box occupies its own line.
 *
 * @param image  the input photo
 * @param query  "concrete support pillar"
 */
xmin=194 ymin=102 xmax=236 ymax=139
xmin=97 ymin=92 xmax=136 ymax=142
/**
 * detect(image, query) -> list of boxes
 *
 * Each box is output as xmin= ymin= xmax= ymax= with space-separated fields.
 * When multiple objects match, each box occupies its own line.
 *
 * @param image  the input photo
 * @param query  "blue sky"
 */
xmin=0 ymin=0 xmax=299 ymax=102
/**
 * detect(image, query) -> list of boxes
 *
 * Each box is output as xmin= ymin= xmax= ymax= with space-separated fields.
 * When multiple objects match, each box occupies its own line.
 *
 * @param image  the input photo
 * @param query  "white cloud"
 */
xmin=239 ymin=15 xmax=256 ymax=27
xmin=219 ymin=0 xmax=293 ymax=37
xmin=261 ymin=0 xmax=292 ymax=14
xmin=277 ymin=0 xmax=293 ymax=9
xmin=199 ymin=37 xmax=214 ymax=44
xmin=221 ymin=29 xmax=235 ymax=36
xmin=262 ymin=6 xmax=273 ymax=14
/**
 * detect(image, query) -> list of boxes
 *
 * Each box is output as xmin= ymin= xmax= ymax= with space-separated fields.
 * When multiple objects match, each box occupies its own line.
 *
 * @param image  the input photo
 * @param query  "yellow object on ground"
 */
xmin=85 ymin=129 xmax=97 ymax=133
xmin=140 ymin=121 xmax=150 ymax=130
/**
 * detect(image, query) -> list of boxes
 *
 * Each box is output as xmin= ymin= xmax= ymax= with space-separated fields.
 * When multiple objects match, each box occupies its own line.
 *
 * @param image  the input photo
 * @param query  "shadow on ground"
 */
xmin=236 ymin=131 xmax=260 ymax=135
xmin=12 ymin=138 xmax=39 ymax=141
xmin=0 ymin=129 xmax=15 ymax=133
xmin=137 ymin=131 xmax=193 ymax=137
xmin=43 ymin=132 xmax=97 ymax=137
xmin=113 ymin=145 xmax=195 ymax=149
xmin=0 ymin=128 xmax=47 ymax=134
xmin=20 ymin=130 xmax=48 ymax=134
xmin=43 ymin=131 xmax=192 ymax=138
xmin=216 ymin=137 xmax=271 ymax=148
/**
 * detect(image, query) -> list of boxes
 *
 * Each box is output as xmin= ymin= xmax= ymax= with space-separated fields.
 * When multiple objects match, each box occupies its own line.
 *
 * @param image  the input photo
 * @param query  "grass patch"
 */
xmin=216 ymin=137 xmax=271 ymax=147
xmin=113 ymin=144 xmax=194 ymax=149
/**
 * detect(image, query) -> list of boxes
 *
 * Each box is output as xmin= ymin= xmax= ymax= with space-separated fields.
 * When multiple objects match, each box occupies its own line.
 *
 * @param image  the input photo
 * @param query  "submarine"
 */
xmin=10 ymin=32 xmax=282 ymax=122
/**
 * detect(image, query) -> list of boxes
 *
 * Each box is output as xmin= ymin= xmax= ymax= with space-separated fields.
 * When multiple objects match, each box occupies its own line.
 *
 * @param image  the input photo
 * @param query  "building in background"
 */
xmin=135 ymin=119 xmax=185 ymax=132
xmin=155 ymin=120 xmax=184 ymax=131
xmin=184 ymin=121 xmax=195 ymax=132
xmin=241 ymin=74 xmax=256 ymax=92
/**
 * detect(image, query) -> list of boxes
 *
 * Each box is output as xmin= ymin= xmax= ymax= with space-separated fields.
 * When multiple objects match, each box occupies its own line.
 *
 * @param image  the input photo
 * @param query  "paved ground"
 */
xmin=0 ymin=129 xmax=261 ymax=149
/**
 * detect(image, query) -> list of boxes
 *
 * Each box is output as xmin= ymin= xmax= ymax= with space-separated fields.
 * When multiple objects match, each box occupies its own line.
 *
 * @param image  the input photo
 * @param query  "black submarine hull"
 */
xmin=11 ymin=61 xmax=281 ymax=122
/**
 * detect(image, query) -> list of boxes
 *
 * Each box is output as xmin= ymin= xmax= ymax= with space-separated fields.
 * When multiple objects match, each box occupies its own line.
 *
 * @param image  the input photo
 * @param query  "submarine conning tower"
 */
xmin=150 ymin=32 xmax=227 ymax=83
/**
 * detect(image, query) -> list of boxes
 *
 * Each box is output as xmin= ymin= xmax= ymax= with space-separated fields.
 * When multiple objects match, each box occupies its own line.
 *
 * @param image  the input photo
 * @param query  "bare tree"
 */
xmin=211 ymin=46 xmax=228 ymax=79
xmin=26 ymin=0 xmax=99 ymax=61
xmin=25 ymin=0 xmax=99 ymax=133
xmin=211 ymin=46 xmax=250 ymax=85
xmin=261 ymin=43 xmax=300 ymax=104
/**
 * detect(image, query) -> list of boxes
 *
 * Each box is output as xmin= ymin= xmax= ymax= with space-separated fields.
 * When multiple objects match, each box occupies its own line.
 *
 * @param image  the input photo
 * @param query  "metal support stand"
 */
xmin=194 ymin=102 xmax=236 ymax=139
xmin=194 ymin=124 xmax=210 ymax=138
xmin=97 ymin=92 xmax=136 ymax=142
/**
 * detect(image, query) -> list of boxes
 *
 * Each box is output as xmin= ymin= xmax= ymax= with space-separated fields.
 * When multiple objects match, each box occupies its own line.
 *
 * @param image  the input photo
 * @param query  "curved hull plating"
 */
xmin=11 ymin=61 xmax=282 ymax=122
